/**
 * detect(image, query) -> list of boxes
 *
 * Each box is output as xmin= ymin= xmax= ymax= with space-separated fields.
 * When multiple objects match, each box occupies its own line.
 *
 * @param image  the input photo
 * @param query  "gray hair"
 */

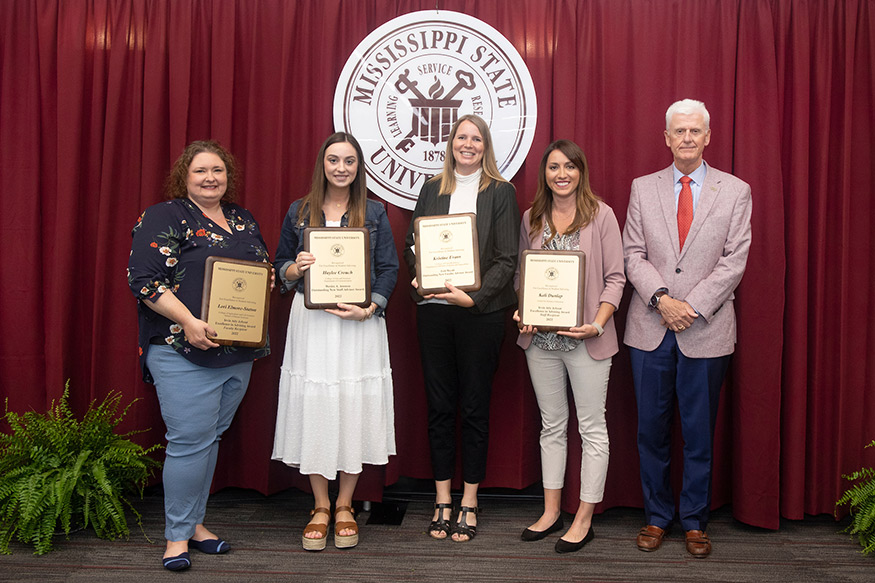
xmin=665 ymin=99 xmax=710 ymax=130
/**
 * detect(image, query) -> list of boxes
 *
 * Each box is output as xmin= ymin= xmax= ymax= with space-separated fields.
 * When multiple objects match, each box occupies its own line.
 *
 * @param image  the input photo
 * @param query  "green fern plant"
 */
xmin=0 ymin=381 xmax=161 ymax=554
xmin=836 ymin=440 xmax=875 ymax=555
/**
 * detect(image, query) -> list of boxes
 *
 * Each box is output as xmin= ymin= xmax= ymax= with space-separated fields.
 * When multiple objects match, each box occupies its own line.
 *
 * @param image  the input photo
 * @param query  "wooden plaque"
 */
xmin=413 ymin=213 xmax=481 ymax=295
xmin=303 ymin=227 xmax=371 ymax=309
xmin=518 ymin=249 xmax=586 ymax=332
xmin=201 ymin=256 xmax=271 ymax=347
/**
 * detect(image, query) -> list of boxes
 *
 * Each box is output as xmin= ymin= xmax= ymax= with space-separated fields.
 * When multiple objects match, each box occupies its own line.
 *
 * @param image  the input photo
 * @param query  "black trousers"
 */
xmin=416 ymin=303 xmax=507 ymax=484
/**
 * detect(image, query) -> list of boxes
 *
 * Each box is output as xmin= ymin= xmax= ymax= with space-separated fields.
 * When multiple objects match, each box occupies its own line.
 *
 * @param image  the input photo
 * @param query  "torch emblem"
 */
xmin=395 ymin=69 xmax=477 ymax=145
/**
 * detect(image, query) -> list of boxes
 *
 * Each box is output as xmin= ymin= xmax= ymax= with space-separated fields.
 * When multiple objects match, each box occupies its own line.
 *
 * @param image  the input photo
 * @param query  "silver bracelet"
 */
xmin=591 ymin=322 xmax=605 ymax=337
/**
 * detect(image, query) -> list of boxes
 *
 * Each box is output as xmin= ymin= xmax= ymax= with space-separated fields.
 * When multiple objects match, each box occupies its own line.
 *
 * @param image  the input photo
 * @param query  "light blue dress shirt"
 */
xmin=672 ymin=161 xmax=708 ymax=213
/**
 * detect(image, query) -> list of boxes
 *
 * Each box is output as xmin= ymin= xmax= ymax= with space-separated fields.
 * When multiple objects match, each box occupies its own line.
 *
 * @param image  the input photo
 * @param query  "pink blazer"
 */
xmin=622 ymin=164 xmax=752 ymax=358
xmin=515 ymin=201 xmax=626 ymax=361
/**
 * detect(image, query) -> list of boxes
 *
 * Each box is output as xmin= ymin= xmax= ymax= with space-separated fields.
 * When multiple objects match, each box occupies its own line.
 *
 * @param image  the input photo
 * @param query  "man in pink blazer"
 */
xmin=623 ymin=99 xmax=752 ymax=558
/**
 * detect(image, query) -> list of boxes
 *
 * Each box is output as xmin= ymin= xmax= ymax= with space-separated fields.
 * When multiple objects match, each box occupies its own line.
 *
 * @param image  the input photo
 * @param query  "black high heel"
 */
xmin=428 ymin=502 xmax=453 ymax=539
xmin=451 ymin=506 xmax=478 ymax=542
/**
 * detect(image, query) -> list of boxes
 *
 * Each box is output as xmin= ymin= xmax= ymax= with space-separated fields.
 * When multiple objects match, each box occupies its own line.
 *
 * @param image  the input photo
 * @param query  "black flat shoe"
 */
xmin=162 ymin=551 xmax=191 ymax=571
xmin=189 ymin=537 xmax=230 ymax=554
xmin=555 ymin=526 xmax=594 ymax=553
xmin=520 ymin=516 xmax=564 ymax=541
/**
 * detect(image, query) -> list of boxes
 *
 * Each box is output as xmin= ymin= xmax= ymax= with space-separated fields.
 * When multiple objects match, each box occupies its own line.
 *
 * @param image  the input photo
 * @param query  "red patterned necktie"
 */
xmin=677 ymin=175 xmax=693 ymax=250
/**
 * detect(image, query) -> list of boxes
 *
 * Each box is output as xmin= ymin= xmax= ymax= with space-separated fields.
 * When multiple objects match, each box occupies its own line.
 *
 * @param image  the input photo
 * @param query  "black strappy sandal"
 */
xmin=452 ymin=506 xmax=479 ymax=542
xmin=428 ymin=502 xmax=453 ymax=539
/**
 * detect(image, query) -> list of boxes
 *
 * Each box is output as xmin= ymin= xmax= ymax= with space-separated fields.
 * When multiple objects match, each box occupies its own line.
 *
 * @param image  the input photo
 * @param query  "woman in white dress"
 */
xmin=272 ymin=133 xmax=398 ymax=551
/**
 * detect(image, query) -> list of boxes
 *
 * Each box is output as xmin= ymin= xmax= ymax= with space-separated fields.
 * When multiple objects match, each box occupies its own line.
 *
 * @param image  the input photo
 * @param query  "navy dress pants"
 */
xmin=629 ymin=332 xmax=730 ymax=532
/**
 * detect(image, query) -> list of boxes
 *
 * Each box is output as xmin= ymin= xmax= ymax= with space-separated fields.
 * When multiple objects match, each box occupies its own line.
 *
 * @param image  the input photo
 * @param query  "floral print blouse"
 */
xmin=128 ymin=198 xmax=270 ymax=382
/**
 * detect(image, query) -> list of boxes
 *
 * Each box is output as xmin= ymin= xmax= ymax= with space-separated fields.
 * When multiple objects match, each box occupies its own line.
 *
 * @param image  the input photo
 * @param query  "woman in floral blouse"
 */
xmin=128 ymin=140 xmax=270 ymax=571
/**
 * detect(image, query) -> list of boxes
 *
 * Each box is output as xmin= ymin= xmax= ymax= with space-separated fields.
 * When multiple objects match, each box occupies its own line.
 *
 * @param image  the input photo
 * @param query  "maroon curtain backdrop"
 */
xmin=1 ymin=0 xmax=873 ymax=530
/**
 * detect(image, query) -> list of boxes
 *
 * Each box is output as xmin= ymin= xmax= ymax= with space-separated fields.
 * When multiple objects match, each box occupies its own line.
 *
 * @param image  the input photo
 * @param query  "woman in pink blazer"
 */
xmin=514 ymin=140 xmax=625 ymax=553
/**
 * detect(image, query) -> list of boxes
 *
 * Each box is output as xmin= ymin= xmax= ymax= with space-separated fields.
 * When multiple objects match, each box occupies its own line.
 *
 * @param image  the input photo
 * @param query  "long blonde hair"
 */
xmin=296 ymin=132 xmax=367 ymax=228
xmin=528 ymin=140 xmax=601 ymax=243
xmin=431 ymin=114 xmax=507 ymax=195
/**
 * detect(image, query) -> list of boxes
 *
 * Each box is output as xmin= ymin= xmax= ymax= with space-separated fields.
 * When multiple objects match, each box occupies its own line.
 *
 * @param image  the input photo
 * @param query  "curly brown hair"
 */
xmin=164 ymin=140 xmax=240 ymax=203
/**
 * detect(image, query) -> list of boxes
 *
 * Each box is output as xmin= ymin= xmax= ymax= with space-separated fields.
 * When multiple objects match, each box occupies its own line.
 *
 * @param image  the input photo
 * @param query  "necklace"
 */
xmin=328 ymin=202 xmax=348 ymax=213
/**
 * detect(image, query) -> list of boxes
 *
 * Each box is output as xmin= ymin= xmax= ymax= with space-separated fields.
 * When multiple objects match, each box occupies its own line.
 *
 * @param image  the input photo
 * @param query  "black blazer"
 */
xmin=404 ymin=178 xmax=520 ymax=314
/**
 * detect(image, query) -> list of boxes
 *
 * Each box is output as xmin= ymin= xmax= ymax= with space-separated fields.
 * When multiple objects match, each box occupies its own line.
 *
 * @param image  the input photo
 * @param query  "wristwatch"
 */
xmin=648 ymin=288 xmax=669 ymax=311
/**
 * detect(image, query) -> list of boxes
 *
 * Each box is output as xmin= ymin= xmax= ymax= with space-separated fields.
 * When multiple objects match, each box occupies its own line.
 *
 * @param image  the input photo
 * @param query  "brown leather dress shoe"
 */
xmin=636 ymin=525 xmax=666 ymax=551
xmin=685 ymin=530 xmax=711 ymax=557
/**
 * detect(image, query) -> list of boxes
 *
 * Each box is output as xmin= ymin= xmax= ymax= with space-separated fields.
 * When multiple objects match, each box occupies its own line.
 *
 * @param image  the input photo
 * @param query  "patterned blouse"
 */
xmin=532 ymin=224 xmax=582 ymax=353
xmin=128 ymin=198 xmax=270 ymax=382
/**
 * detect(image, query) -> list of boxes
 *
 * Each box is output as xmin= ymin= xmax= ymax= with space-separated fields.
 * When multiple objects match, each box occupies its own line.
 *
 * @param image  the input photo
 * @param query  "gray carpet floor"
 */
xmin=1 ymin=487 xmax=872 ymax=582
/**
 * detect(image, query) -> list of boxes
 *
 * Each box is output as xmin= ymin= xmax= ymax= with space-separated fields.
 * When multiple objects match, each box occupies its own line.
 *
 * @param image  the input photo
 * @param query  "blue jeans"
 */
xmin=147 ymin=345 xmax=253 ymax=541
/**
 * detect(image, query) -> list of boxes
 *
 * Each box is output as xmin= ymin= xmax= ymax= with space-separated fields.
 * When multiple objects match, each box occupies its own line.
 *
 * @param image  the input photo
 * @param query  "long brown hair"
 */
xmin=165 ymin=140 xmax=240 ymax=203
xmin=528 ymin=140 xmax=601 ymax=243
xmin=296 ymin=132 xmax=367 ymax=228
xmin=431 ymin=114 xmax=508 ymax=195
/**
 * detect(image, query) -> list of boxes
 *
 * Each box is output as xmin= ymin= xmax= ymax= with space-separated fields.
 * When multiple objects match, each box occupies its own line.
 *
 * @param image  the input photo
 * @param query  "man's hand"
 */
xmin=657 ymin=295 xmax=698 ymax=332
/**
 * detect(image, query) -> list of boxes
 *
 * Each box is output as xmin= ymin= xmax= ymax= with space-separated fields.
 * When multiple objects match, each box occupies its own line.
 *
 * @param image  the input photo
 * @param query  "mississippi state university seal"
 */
xmin=334 ymin=10 xmax=537 ymax=210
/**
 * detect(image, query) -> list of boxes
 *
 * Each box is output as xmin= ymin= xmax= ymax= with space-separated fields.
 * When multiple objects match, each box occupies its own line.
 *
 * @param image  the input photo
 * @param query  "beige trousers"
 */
xmin=524 ymin=343 xmax=611 ymax=502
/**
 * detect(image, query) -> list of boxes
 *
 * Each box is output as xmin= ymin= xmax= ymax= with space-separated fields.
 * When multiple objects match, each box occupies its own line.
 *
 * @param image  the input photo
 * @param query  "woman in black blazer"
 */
xmin=404 ymin=114 xmax=520 ymax=542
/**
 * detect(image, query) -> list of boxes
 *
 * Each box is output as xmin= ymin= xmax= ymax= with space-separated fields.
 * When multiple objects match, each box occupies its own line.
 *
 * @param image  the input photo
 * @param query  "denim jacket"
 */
xmin=274 ymin=198 xmax=399 ymax=315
